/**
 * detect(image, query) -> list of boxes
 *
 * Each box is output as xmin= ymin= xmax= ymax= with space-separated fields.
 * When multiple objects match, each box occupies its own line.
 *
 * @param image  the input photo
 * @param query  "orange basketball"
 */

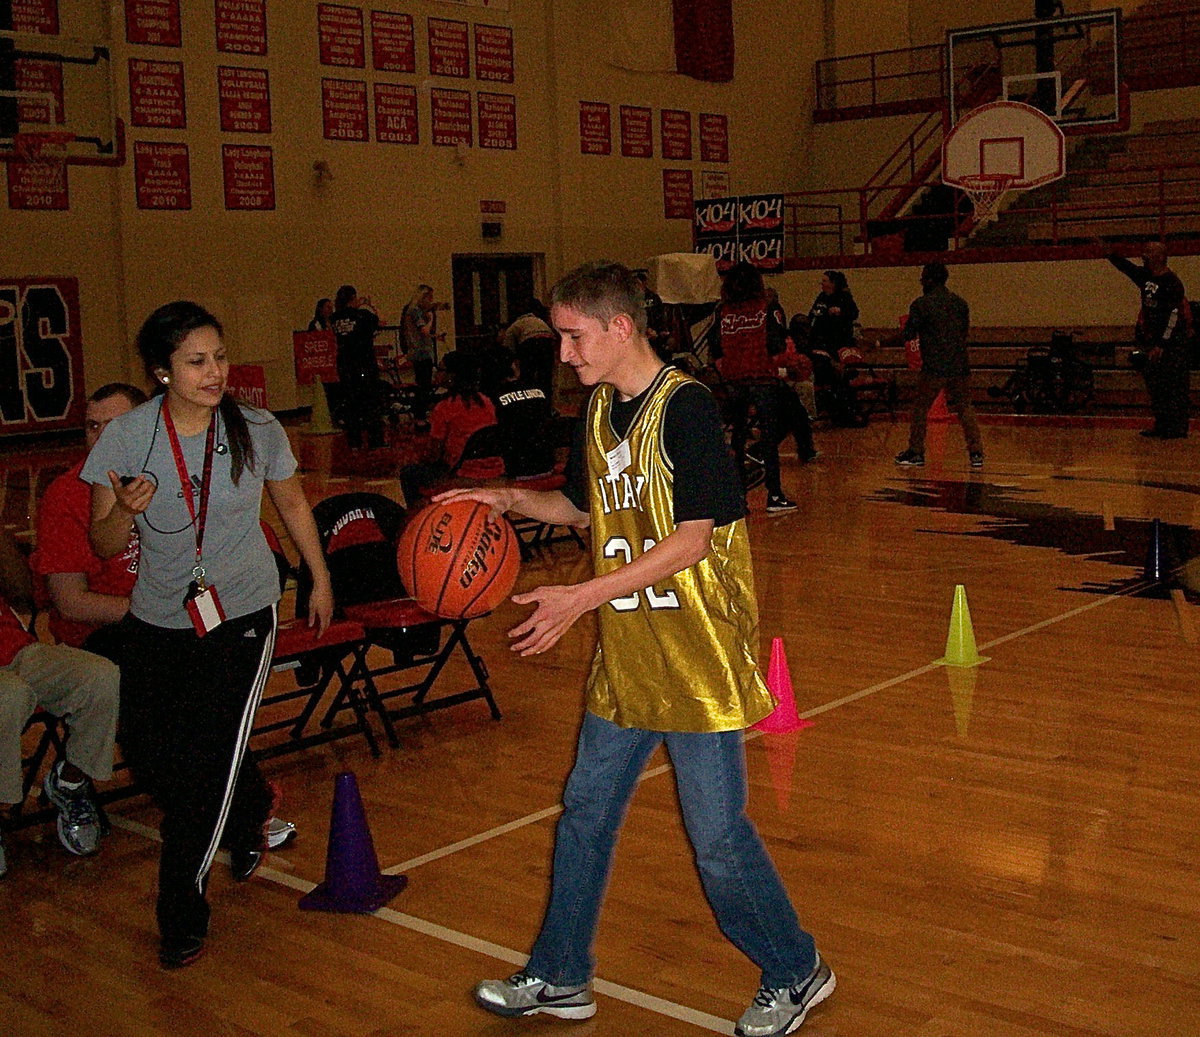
xmin=396 ymin=499 xmax=521 ymax=619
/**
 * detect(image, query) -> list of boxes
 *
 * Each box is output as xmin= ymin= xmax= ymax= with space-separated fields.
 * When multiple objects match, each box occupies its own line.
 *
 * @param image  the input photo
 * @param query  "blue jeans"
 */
xmin=526 ymin=712 xmax=816 ymax=988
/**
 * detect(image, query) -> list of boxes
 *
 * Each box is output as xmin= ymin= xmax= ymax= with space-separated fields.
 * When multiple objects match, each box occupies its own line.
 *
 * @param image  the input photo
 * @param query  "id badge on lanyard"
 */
xmin=163 ymin=402 xmax=225 ymax=636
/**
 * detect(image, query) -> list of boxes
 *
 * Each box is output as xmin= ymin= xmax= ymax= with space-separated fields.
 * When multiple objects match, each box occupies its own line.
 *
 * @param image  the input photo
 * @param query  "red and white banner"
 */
xmin=699 ymin=112 xmax=728 ymax=162
xmin=0 ymin=278 xmax=86 ymax=435
xmin=660 ymin=109 xmax=692 ymax=161
xmin=128 ymin=59 xmax=187 ymax=129
xmin=125 ymin=0 xmax=181 ymax=47
xmin=662 ymin=169 xmax=694 ymax=219
xmin=374 ymin=83 xmax=418 ymax=144
xmin=321 ymin=78 xmax=369 ymax=142
xmin=133 ymin=141 xmax=191 ymax=210
xmin=13 ymin=0 xmax=60 ymax=35
xmin=428 ymin=18 xmax=470 ymax=77
xmin=218 ymin=67 xmax=271 ymax=134
xmin=227 ymin=364 xmax=268 ymax=409
xmin=222 ymin=144 xmax=275 ymax=210
xmin=619 ymin=105 xmax=653 ymax=158
xmin=371 ymin=10 xmax=416 ymax=72
xmin=431 ymin=88 xmax=471 ymax=146
xmin=215 ymin=0 xmax=267 ymax=55
xmin=474 ymin=24 xmax=514 ymax=83
xmin=579 ymin=101 xmax=611 ymax=156
xmin=15 ymin=60 xmax=64 ymax=125
xmin=477 ymin=92 xmax=516 ymax=150
xmin=6 ymin=157 xmax=68 ymax=210
xmin=318 ymin=4 xmax=365 ymax=67
xmin=293 ymin=331 xmax=338 ymax=385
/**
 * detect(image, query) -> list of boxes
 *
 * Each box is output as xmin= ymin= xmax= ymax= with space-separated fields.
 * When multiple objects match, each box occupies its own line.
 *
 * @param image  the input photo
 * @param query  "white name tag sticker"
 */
xmin=606 ymin=440 xmax=631 ymax=481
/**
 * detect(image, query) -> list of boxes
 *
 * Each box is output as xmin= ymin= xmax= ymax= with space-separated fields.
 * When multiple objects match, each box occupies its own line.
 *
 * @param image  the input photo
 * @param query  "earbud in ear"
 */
xmin=161 ymin=376 xmax=170 ymax=384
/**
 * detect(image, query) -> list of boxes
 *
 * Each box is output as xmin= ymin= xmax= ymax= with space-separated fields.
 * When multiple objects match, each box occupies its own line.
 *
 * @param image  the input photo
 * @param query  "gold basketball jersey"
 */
xmin=583 ymin=366 xmax=774 ymax=732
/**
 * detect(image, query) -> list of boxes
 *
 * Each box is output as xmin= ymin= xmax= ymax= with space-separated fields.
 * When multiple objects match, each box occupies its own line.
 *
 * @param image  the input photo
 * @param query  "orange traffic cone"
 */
xmin=753 ymin=637 xmax=814 ymax=734
xmin=929 ymin=389 xmax=951 ymax=423
xmin=299 ymin=771 xmax=408 ymax=913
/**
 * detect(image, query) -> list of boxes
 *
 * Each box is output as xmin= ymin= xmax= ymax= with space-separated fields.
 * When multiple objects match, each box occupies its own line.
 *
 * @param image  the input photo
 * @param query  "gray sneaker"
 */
xmin=474 ymin=972 xmax=596 ymax=1020
xmin=43 ymin=763 xmax=101 ymax=857
xmin=266 ymin=816 xmax=297 ymax=849
xmin=735 ymin=954 xmax=836 ymax=1036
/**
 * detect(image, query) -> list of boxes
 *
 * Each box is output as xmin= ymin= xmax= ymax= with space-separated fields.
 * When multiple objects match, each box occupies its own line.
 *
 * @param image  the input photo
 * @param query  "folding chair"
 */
xmin=298 ymin=493 xmax=502 ymax=730
xmin=509 ymin=414 xmax=587 ymax=559
xmin=253 ymin=522 xmax=393 ymax=759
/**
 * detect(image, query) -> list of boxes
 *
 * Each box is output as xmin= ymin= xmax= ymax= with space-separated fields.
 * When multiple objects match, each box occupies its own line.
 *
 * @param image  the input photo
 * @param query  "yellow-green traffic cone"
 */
xmin=936 ymin=584 xmax=989 ymax=667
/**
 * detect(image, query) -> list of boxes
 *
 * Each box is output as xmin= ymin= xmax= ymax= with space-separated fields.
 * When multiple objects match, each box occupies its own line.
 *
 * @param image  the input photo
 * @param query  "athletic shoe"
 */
xmin=474 ymin=972 xmax=597 ymax=1020
xmin=229 ymin=848 xmax=263 ymax=882
xmin=43 ymin=762 xmax=101 ymax=857
xmin=766 ymin=495 xmax=798 ymax=514
xmin=266 ymin=816 xmax=297 ymax=849
xmin=159 ymin=934 xmax=205 ymax=970
xmin=0 ymin=830 xmax=7 ymax=879
xmin=735 ymin=954 xmax=836 ymax=1036
xmin=894 ymin=449 xmax=925 ymax=467
xmin=969 ymin=452 xmax=984 ymax=469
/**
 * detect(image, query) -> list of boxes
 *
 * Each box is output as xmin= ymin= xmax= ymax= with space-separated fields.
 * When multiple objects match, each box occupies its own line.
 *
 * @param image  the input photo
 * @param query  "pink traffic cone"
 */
xmin=299 ymin=771 xmax=408 ymax=913
xmin=753 ymin=637 xmax=814 ymax=734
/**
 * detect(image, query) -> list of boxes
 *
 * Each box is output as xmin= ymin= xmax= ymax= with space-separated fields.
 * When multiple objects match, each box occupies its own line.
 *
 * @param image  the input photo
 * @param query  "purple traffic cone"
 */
xmin=299 ymin=771 xmax=408 ymax=913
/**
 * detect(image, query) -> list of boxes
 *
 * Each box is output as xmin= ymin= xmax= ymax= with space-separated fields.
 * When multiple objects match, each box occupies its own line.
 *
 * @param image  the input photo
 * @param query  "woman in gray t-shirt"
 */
xmin=84 ymin=300 xmax=333 ymax=970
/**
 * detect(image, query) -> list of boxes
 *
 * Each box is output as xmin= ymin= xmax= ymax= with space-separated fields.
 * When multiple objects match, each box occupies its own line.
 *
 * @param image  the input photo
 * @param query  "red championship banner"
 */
xmin=699 ymin=112 xmax=729 ymax=163
xmin=660 ymin=109 xmax=692 ymax=161
xmin=129 ymin=58 xmax=186 ymax=129
xmin=226 ymin=364 xmax=267 ymax=408
xmin=293 ymin=331 xmax=338 ymax=385
xmin=371 ymin=10 xmax=415 ymax=72
xmin=6 ymin=156 xmax=68 ymax=210
xmin=619 ymin=105 xmax=652 ymax=158
xmin=222 ymin=144 xmax=275 ymax=210
xmin=215 ymin=0 xmax=267 ymax=55
xmin=474 ymin=23 xmax=513 ymax=83
xmin=322 ymin=78 xmax=368 ymax=141
xmin=578 ymin=101 xmax=610 ymax=156
xmin=318 ymin=4 xmax=365 ymax=67
xmin=13 ymin=0 xmax=60 ymax=34
xmin=133 ymin=141 xmax=191 ymax=210
xmin=125 ymin=0 xmax=182 ymax=47
xmin=374 ymin=83 xmax=418 ymax=144
xmin=477 ymin=92 xmax=516 ymax=150
xmin=430 ymin=87 xmax=471 ymax=146
xmin=662 ymin=169 xmax=694 ymax=220
xmin=218 ymin=66 xmax=271 ymax=134
xmin=0 ymin=277 xmax=86 ymax=435
xmin=428 ymin=17 xmax=470 ymax=78
xmin=15 ymin=60 xmax=64 ymax=125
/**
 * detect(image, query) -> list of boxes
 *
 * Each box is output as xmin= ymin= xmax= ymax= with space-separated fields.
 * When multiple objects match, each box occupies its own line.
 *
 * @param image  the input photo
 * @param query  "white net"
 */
xmin=958 ymin=173 xmax=1015 ymax=226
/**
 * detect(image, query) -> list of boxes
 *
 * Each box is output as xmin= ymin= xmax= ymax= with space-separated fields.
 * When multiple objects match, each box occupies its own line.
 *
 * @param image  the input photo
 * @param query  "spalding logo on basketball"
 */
xmin=396 ymin=498 xmax=521 ymax=619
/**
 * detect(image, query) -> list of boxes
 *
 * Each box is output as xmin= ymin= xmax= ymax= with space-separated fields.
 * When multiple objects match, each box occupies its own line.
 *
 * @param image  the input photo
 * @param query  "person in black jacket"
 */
xmin=330 ymin=284 xmax=385 ymax=449
xmin=804 ymin=271 xmax=865 ymax=427
xmin=1108 ymin=245 xmax=1193 ymax=439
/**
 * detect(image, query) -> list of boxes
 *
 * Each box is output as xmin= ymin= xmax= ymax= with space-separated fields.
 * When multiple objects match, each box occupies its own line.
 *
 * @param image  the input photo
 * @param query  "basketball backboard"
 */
xmin=946 ymin=8 xmax=1122 ymax=130
xmin=0 ymin=29 xmax=123 ymax=164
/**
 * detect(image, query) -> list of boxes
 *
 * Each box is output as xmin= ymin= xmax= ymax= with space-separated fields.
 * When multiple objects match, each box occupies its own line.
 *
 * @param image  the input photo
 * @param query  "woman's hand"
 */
xmin=307 ymin=577 xmax=334 ymax=637
xmin=107 ymin=471 xmax=156 ymax=515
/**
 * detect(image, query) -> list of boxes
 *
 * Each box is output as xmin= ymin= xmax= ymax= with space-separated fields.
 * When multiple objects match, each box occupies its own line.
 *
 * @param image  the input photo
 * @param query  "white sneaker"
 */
xmin=736 ymin=954 xmax=836 ymax=1036
xmin=475 ymin=972 xmax=596 ymax=1020
xmin=43 ymin=763 xmax=101 ymax=857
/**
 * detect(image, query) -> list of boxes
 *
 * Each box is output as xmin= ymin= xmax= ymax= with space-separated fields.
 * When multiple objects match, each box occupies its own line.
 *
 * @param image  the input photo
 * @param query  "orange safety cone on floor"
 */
xmin=299 ymin=771 xmax=408 ymax=913
xmin=929 ymin=389 xmax=951 ymax=423
xmin=753 ymin=637 xmax=814 ymax=734
xmin=936 ymin=585 xmax=989 ymax=667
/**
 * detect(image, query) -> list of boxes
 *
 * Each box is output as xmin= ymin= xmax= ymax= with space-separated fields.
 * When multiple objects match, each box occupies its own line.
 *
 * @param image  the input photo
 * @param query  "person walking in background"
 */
xmin=84 ymin=301 xmax=333 ymax=969
xmin=401 ymin=284 xmax=445 ymax=429
xmin=1107 ymin=244 xmax=1193 ymax=439
xmin=895 ymin=261 xmax=984 ymax=468
xmin=331 ymin=284 xmax=385 ymax=449
xmin=439 ymin=261 xmax=834 ymax=1037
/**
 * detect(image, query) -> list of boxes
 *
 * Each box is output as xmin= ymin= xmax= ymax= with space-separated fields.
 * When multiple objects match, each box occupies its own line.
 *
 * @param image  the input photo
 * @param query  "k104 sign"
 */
xmin=0 ymin=278 xmax=86 ymax=434
xmin=693 ymin=193 xmax=785 ymax=273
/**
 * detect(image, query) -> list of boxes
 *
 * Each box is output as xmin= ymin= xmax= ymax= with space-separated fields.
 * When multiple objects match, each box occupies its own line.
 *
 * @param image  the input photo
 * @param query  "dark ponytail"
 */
xmin=136 ymin=300 xmax=257 ymax=484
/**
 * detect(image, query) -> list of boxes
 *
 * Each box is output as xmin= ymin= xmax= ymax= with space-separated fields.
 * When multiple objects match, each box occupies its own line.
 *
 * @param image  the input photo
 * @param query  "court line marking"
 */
xmin=106 ymin=581 xmax=1148 ymax=1036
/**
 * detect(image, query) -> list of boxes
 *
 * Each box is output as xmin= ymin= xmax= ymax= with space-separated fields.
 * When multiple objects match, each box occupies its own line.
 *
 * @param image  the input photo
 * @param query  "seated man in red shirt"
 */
xmin=1 ymin=528 xmax=120 ymax=878
xmin=31 ymin=384 xmax=296 ymax=861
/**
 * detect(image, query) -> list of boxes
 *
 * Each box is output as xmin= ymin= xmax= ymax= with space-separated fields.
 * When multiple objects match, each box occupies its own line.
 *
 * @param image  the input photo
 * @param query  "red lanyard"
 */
xmin=162 ymin=399 xmax=216 ymax=583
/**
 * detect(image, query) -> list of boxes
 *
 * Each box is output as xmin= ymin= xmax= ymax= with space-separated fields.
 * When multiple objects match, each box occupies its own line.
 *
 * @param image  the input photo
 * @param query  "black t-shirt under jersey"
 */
xmin=564 ymin=379 xmax=745 ymax=527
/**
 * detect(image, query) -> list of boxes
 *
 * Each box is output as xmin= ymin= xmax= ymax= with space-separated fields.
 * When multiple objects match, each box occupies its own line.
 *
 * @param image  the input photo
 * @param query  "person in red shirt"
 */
xmin=33 ymin=384 xmax=147 ymax=658
xmin=0 ymin=528 xmax=120 ymax=878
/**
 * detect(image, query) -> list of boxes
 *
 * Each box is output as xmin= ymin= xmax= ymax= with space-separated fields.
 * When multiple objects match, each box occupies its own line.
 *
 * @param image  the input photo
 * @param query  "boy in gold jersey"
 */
xmin=435 ymin=262 xmax=834 ymax=1036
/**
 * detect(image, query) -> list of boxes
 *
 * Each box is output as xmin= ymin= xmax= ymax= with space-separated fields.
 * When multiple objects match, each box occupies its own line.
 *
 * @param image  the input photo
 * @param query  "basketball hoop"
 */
xmin=958 ymin=173 xmax=1015 ymax=225
xmin=12 ymin=130 xmax=73 ymax=194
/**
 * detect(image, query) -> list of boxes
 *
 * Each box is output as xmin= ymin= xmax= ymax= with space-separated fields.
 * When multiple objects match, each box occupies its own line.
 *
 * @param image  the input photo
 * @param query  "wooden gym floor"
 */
xmin=2 ymin=415 xmax=1199 ymax=1036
